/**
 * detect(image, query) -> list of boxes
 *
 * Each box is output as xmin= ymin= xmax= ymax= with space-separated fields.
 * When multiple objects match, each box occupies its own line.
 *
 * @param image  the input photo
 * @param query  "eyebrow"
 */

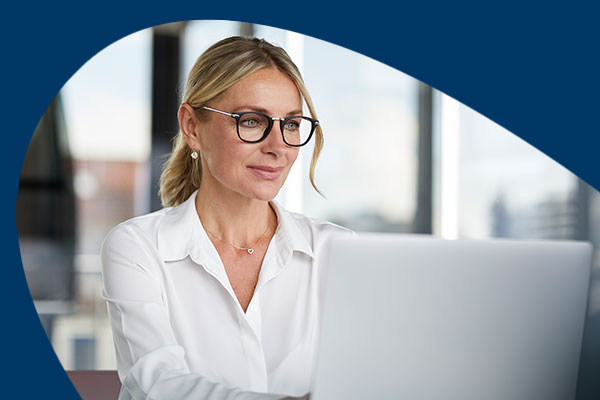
xmin=233 ymin=105 xmax=304 ymax=117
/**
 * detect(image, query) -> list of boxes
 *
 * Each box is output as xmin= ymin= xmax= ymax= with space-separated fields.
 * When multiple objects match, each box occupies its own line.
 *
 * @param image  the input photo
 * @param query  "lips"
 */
xmin=247 ymin=165 xmax=284 ymax=180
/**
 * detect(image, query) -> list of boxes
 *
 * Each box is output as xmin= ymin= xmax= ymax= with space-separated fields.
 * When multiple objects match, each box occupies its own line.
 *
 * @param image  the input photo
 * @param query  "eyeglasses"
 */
xmin=199 ymin=106 xmax=319 ymax=147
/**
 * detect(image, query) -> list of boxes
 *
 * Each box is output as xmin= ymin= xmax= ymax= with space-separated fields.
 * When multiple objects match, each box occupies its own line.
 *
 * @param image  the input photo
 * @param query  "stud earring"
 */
xmin=191 ymin=151 xmax=198 ymax=159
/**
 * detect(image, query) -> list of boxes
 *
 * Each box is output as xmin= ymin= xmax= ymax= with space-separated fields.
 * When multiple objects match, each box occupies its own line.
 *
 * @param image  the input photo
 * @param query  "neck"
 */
xmin=195 ymin=180 xmax=276 ymax=247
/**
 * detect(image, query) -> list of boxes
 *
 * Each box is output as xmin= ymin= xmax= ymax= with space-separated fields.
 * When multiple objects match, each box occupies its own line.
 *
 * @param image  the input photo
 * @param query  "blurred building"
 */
xmin=18 ymin=97 xmax=75 ymax=340
xmin=491 ymin=191 xmax=579 ymax=239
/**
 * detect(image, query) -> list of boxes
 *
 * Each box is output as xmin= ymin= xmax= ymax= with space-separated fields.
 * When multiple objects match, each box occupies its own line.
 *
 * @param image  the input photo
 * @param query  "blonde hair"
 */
xmin=159 ymin=36 xmax=324 ymax=207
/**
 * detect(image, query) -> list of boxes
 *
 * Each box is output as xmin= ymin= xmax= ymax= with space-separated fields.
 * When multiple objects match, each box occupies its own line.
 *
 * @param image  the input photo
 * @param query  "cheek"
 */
xmin=288 ymin=149 xmax=300 ymax=167
xmin=199 ymin=123 xmax=242 ymax=171
xmin=202 ymin=139 xmax=251 ymax=180
xmin=278 ymin=149 xmax=300 ymax=183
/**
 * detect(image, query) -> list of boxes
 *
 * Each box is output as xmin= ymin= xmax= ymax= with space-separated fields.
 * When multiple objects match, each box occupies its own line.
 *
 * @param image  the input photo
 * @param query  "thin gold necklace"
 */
xmin=203 ymin=218 xmax=272 ymax=255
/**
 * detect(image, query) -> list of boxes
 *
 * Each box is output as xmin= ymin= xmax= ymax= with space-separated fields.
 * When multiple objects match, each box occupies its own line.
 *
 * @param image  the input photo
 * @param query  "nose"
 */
xmin=261 ymin=119 xmax=288 ymax=155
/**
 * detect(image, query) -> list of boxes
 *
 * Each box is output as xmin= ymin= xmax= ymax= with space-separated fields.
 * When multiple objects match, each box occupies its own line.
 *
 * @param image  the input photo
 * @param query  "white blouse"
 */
xmin=101 ymin=190 xmax=352 ymax=399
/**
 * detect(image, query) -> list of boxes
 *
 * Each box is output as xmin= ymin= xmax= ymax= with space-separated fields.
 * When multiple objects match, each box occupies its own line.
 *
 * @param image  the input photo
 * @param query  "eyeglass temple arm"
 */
xmin=203 ymin=105 xmax=318 ymax=126
xmin=202 ymin=106 xmax=239 ymax=118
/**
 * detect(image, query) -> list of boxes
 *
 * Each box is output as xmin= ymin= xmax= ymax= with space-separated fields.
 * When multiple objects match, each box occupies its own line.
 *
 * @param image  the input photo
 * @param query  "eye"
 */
xmin=284 ymin=120 xmax=300 ymax=131
xmin=238 ymin=112 xmax=267 ymax=130
xmin=241 ymin=118 xmax=259 ymax=128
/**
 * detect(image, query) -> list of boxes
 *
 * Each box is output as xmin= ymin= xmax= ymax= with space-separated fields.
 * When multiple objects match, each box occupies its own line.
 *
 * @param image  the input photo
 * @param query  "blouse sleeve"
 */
xmin=101 ymin=223 xmax=284 ymax=400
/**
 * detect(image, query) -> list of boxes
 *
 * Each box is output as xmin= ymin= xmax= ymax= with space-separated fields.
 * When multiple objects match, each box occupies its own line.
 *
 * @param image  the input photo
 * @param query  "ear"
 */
xmin=178 ymin=103 xmax=203 ymax=151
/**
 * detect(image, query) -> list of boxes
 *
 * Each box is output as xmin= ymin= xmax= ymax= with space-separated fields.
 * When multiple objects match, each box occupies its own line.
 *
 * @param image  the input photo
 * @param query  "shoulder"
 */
xmin=274 ymin=203 xmax=354 ymax=256
xmin=101 ymin=207 xmax=173 ymax=254
xmin=288 ymin=209 xmax=353 ymax=237
xmin=100 ymin=207 xmax=181 ymax=283
xmin=102 ymin=191 xmax=199 ymax=265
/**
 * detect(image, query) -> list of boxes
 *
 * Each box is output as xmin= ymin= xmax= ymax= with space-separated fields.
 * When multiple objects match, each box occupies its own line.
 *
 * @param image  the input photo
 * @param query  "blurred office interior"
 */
xmin=16 ymin=21 xmax=600 ymax=398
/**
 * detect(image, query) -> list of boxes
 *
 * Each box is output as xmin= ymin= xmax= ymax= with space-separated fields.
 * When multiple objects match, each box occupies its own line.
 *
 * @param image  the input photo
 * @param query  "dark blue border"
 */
xmin=2 ymin=2 xmax=598 ymax=398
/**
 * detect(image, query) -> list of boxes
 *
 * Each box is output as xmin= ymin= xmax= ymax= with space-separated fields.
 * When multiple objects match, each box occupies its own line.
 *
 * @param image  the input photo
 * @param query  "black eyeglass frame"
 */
xmin=198 ymin=106 xmax=319 ymax=147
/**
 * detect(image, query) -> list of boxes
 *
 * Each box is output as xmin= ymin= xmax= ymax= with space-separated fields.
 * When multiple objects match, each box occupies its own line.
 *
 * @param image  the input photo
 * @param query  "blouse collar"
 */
xmin=156 ymin=190 xmax=315 ymax=264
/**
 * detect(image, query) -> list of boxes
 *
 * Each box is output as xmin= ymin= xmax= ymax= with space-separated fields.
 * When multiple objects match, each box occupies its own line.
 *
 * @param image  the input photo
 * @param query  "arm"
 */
xmin=101 ymin=223 xmax=284 ymax=400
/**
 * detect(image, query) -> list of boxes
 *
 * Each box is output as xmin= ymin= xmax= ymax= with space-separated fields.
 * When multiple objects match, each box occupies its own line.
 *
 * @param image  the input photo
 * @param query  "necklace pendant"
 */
xmin=247 ymin=248 xmax=254 ymax=255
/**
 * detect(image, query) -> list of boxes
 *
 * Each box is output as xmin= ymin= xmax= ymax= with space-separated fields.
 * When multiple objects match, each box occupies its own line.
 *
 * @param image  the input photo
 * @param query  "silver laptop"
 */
xmin=312 ymin=234 xmax=592 ymax=400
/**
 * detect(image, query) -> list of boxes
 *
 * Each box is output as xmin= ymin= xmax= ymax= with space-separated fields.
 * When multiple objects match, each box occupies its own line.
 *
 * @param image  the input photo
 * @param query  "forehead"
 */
xmin=216 ymin=68 xmax=302 ymax=112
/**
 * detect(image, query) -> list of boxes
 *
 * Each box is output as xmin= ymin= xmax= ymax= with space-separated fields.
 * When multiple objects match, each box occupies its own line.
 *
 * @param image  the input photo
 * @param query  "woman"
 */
xmin=101 ymin=36 xmax=351 ymax=399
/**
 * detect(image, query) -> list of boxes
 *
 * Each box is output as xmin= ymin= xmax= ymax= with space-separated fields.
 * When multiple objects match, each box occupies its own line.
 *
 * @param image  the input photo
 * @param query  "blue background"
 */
xmin=1 ymin=2 xmax=598 ymax=397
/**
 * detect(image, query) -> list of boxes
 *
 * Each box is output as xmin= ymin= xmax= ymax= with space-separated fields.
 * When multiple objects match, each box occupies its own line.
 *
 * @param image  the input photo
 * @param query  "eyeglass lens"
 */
xmin=237 ymin=113 xmax=313 ymax=146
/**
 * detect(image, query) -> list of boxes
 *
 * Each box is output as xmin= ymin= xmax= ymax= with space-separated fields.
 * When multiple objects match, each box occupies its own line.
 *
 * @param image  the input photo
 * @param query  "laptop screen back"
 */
xmin=312 ymin=234 xmax=591 ymax=400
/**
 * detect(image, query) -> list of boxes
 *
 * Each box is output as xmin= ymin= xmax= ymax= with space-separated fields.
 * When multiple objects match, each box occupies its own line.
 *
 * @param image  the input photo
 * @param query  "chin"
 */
xmin=247 ymin=182 xmax=283 ymax=202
